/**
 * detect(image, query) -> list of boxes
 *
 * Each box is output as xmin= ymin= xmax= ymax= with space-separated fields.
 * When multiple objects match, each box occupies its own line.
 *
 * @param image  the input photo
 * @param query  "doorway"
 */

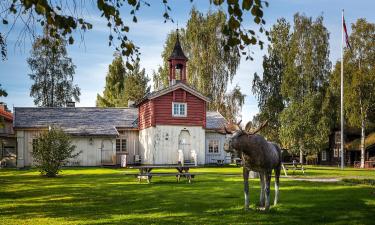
xmin=101 ymin=139 xmax=114 ymax=165
xmin=178 ymin=130 xmax=191 ymax=161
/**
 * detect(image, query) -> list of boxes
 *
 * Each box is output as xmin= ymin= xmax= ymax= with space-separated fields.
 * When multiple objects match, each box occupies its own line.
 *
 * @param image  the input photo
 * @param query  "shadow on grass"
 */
xmin=1 ymin=168 xmax=375 ymax=224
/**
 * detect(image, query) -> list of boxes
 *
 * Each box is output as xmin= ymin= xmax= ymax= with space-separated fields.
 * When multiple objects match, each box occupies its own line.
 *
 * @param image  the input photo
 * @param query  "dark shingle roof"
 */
xmin=168 ymin=34 xmax=188 ymax=61
xmin=206 ymin=111 xmax=227 ymax=130
xmin=14 ymin=107 xmax=226 ymax=135
xmin=14 ymin=107 xmax=138 ymax=136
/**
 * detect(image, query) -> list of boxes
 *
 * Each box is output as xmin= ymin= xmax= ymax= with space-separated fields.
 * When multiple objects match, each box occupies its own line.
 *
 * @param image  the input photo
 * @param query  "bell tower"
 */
xmin=168 ymin=30 xmax=188 ymax=85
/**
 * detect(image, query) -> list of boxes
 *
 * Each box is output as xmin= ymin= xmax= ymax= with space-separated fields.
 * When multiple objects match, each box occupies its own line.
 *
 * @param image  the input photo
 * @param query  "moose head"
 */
xmin=223 ymin=120 xmax=268 ymax=154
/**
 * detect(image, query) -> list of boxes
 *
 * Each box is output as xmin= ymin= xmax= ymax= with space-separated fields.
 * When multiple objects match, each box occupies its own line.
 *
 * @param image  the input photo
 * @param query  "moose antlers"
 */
xmin=224 ymin=120 xmax=268 ymax=135
xmin=247 ymin=120 xmax=268 ymax=135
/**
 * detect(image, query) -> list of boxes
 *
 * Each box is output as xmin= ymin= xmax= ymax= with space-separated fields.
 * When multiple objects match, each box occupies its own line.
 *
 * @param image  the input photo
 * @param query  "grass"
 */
xmin=0 ymin=166 xmax=374 ymax=225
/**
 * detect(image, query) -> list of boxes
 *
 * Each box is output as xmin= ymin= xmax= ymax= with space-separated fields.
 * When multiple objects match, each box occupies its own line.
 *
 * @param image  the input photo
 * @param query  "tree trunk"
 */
xmin=360 ymin=109 xmax=366 ymax=168
xmin=299 ymin=142 xmax=304 ymax=164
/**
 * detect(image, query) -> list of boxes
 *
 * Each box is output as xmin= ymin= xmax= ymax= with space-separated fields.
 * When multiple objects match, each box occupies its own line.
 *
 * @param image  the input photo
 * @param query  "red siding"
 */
xmin=153 ymin=89 xmax=206 ymax=127
xmin=139 ymin=100 xmax=153 ymax=130
xmin=138 ymin=88 xmax=207 ymax=130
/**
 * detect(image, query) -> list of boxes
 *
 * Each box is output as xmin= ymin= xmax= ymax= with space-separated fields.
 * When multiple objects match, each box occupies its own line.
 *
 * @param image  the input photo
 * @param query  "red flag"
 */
xmin=343 ymin=17 xmax=352 ymax=50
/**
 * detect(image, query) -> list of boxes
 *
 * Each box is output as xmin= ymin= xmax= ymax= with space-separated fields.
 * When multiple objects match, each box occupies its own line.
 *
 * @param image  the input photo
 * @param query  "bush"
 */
xmin=32 ymin=127 xmax=80 ymax=177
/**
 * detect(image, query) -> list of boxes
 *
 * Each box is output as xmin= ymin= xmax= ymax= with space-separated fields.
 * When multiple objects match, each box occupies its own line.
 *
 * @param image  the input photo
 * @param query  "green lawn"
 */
xmin=0 ymin=166 xmax=374 ymax=225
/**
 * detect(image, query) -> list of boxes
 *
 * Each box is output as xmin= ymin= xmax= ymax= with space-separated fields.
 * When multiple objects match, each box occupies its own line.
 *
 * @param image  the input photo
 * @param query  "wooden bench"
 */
xmin=282 ymin=162 xmax=305 ymax=176
xmin=129 ymin=165 xmax=197 ymax=184
xmin=135 ymin=172 xmax=195 ymax=183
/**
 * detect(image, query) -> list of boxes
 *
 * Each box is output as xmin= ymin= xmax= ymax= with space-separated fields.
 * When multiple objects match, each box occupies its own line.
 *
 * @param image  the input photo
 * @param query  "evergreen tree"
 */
xmin=153 ymin=9 xmax=244 ymax=121
xmin=97 ymin=55 xmax=127 ymax=107
xmin=330 ymin=19 xmax=375 ymax=168
xmin=27 ymin=35 xmax=80 ymax=107
xmin=122 ymin=61 xmax=150 ymax=105
xmin=97 ymin=55 xmax=150 ymax=107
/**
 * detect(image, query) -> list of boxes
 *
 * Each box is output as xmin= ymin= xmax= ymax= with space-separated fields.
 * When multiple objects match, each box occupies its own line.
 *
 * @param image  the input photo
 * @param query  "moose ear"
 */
xmin=245 ymin=121 xmax=252 ymax=132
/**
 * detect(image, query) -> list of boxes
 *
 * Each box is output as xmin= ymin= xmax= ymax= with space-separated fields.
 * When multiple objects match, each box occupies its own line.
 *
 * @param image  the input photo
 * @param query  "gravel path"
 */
xmin=286 ymin=177 xmax=340 ymax=182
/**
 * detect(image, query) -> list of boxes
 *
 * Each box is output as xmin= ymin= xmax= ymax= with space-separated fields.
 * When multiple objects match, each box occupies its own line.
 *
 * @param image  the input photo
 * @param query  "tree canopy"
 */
xmin=153 ymin=9 xmax=245 ymax=122
xmin=252 ymin=18 xmax=289 ymax=144
xmin=252 ymin=14 xmax=333 ymax=162
xmin=27 ymin=34 xmax=80 ymax=107
xmin=96 ymin=55 xmax=150 ymax=107
xmin=0 ymin=0 xmax=268 ymax=64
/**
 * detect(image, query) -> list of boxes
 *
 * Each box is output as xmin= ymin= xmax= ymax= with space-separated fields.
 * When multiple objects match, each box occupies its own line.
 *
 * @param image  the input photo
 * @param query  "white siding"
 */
xmin=16 ymin=130 xmax=116 ymax=167
xmin=116 ymin=130 xmax=139 ymax=164
xmin=139 ymin=125 xmax=205 ymax=165
xmin=71 ymin=138 xmax=115 ymax=166
xmin=205 ymin=132 xmax=230 ymax=164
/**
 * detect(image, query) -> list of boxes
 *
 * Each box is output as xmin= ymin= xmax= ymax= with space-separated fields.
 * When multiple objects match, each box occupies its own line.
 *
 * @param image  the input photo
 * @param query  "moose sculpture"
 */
xmin=224 ymin=121 xmax=281 ymax=211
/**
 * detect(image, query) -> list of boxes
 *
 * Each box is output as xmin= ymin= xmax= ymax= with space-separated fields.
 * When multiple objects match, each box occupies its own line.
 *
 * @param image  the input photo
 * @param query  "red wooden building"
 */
xmin=136 ymin=35 xmax=226 ymax=165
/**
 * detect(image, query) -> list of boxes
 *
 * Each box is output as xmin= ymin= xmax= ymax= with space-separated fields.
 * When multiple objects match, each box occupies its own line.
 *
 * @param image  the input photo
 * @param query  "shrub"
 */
xmin=32 ymin=127 xmax=80 ymax=177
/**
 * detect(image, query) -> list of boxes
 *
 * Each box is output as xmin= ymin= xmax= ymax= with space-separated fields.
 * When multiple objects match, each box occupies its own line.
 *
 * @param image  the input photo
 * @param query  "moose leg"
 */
xmin=264 ymin=171 xmax=271 ymax=211
xmin=259 ymin=172 xmax=265 ymax=207
xmin=243 ymin=167 xmax=250 ymax=210
xmin=274 ymin=166 xmax=281 ymax=206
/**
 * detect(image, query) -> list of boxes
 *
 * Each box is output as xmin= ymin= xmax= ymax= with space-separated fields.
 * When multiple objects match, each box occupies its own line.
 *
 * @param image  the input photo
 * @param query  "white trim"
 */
xmin=172 ymin=102 xmax=187 ymax=117
xmin=149 ymin=83 xmax=211 ymax=102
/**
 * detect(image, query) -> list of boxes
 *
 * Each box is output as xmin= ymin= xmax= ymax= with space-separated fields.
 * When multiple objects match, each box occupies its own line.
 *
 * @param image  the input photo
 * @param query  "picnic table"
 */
xmin=128 ymin=165 xmax=196 ymax=183
xmin=281 ymin=161 xmax=305 ymax=176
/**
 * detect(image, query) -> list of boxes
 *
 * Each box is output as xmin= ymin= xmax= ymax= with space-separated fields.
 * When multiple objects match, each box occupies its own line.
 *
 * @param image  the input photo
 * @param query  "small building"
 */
xmin=0 ymin=103 xmax=16 ymax=167
xmin=13 ymin=36 xmax=229 ymax=167
xmin=319 ymin=129 xmax=375 ymax=167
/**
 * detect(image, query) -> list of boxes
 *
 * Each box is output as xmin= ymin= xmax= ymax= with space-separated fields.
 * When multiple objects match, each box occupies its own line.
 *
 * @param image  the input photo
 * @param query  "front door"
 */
xmin=178 ymin=130 xmax=191 ymax=161
xmin=101 ymin=139 xmax=114 ymax=165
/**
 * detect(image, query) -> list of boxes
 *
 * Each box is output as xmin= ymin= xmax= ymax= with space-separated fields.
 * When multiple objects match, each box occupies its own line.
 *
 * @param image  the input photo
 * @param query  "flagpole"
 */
xmin=340 ymin=9 xmax=344 ymax=170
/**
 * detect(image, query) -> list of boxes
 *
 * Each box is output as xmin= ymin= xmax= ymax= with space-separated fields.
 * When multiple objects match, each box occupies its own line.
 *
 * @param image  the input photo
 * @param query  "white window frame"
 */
xmin=321 ymin=150 xmax=327 ymax=161
xmin=172 ymin=102 xmax=187 ymax=117
xmin=208 ymin=139 xmax=220 ymax=154
xmin=116 ymin=139 xmax=127 ymax=153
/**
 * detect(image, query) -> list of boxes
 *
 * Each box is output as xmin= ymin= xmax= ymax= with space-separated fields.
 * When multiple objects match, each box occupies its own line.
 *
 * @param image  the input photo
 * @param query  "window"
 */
xmin=116 ymin=139 xmax=127 ymax=152
xmin=208 ymin=140 xmax=219 ymax=153
xmin=321 ymin=150 xmax=327 ymax=161
xmin=172 ymin=102 xmax=187 ymax=117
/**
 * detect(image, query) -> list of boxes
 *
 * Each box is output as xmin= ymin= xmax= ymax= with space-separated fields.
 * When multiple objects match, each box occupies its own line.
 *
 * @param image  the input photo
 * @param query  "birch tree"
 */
xmin=279 ymin=14 xmax=331 ymax=164
xmin=252 ymin=18 xmax=290 ymax=144
xmin=331 ymin=19 xmax=375 ymax=168
xmin=27 ymin=35 xmax=80 ymax=107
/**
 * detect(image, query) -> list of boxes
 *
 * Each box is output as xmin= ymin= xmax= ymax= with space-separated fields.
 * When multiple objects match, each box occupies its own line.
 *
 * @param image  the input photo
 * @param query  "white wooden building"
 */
xmin=13 ymin=37 xmax=229 ymax=167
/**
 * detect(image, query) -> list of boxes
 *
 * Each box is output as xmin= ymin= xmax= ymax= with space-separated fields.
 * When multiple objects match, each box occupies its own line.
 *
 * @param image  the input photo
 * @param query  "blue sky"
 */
xmin=0 ymin=0 xmax=374 ymax=123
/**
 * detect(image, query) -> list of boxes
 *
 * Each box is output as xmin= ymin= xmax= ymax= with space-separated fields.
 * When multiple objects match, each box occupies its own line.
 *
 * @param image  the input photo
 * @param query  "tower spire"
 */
xmin=168 ymin=26 xmax=188 ymax=86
